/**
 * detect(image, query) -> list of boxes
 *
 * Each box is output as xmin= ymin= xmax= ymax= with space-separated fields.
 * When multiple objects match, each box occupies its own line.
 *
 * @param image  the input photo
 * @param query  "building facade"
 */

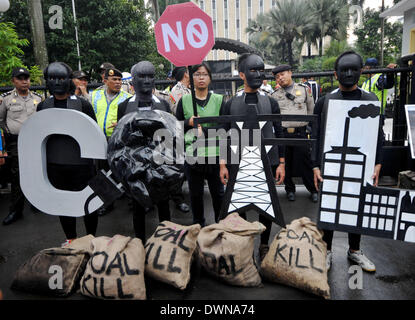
xmin=195 ymin=0 xmax=277 ymax=61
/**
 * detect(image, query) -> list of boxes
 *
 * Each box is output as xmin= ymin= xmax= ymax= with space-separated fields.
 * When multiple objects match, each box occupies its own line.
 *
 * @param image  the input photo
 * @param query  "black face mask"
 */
xmin=336 ymin=54 xmax=362 ymax=88
xmin=131 ymin=61 xmax=155 ymax=101
xmin=46 ymin=62 xmax=71 ymax=95
xmin=242 ymin=55 xmax=265 ymax=90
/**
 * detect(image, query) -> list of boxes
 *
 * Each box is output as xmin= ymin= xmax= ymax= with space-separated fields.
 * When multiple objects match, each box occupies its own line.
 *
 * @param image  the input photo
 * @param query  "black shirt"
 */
xmin=313 ymin=88 xmax=384 ymax=168
xmin=37 ymin=96 xmax=97 ymax=166
xmin=221 ymin=92 xmax=285 ymax=159
xmin=117 ymin=96 xmax=171 ymax=121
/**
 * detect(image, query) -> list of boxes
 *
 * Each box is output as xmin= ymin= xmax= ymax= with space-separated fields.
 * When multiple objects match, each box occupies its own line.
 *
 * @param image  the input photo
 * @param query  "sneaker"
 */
xmin=61 ymin=239 xmax=73 ymax=248
xmin=347 ymin=249 xmax=376 ymax=272
xmin=259 ymin=244 xmax=270 ymax=261
xmin=326 ymin=250 xmax=332 ymax=271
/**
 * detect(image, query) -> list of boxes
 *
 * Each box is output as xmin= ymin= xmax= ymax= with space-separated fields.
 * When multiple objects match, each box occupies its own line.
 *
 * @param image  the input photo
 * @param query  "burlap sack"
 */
xmin=80 ymin=235 xmax=146 ymax=300
xmin=11 ymin=247 xmax=89 ymax=297
xmin=261 ymin=217 xmax=330 ymax=299
xmin=197 ymin=212 xmax=265 ymax=287
xmin=67 ymin=234 xmax=95 ymax=254
xmin=145 ymin=221 xmax=201 ymax=290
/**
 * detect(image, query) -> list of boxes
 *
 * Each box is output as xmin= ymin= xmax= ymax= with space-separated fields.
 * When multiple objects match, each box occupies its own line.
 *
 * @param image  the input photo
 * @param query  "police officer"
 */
xmin=96 ymin=62 xmax=115 ymax=90
xmin=91 ymin=68 xmax=131 ymax=138
xmin=72 ymin=70 xmax=91 ymax=101
xmin=0 ymin=67 xmax=42 ymax=225
xmin=271 ymin=64 xmax=318 ymax=203
xmin=170 ymin=66 xmax=191 ymax=115
xmin=362 ymin=58 xmax=396 ymax=115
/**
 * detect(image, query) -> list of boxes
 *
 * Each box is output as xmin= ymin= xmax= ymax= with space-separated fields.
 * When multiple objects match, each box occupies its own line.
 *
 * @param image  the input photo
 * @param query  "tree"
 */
xmin=252 ymin=0 xmax=312 ymax=66
xmin=306 ymin=0 xmax=349 ymax=57
xmin=2 ymin=0 xmax=168 ymax=79
xmin=0 ymin=22 xmax=42 ymax=86
xmin=354 ymin=8 xmax=402 ymax=65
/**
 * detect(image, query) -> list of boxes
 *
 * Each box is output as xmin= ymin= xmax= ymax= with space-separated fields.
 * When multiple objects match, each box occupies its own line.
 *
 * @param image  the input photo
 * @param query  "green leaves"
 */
xmin=354 ymin=8 xmax=402 ymax=66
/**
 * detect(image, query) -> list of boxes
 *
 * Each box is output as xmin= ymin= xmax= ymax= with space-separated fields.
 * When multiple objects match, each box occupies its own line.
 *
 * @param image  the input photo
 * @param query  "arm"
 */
xmin=269 ymin=97 xmax=285 ymax=159
xmin=312 ymin=96 xmax=325 ymax=191
xmin=305 ymin=87 xmax=315 ymax=114
xmin=0 ymin=99 xmax=6 ymax=132
xmin=269 ymin=97 xmax=285 ymax=184
xmin=82 ymin=99 xmax=97 ymax=122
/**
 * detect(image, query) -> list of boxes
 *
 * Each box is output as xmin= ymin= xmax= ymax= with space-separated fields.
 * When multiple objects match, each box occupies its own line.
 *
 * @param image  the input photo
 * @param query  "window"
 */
xmin=200 ymin=0 xmax=205 ymax=10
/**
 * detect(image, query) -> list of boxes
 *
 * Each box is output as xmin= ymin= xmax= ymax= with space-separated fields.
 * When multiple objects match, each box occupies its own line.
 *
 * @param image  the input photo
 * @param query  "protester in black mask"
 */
xmin=36 ymin=62 xmax=99 ymax=246
xmin=117 ymin=61 xmax=172 ymax=242
xmin=219 ymin=53 xmax=286 ymax=261
xmin=312 ymin=51 xmax=384 ymax=272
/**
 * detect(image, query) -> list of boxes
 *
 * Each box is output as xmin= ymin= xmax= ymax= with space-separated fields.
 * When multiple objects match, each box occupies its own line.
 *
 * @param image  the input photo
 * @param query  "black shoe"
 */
xmin=287 ymin=192 xmax=296 ymax=201
xmin=310 ymin=193 xmax=319 ymax=203
xmin=176 ymin=202 xmax=190 ymax=213
xmin=3 ymin=211 xmax=23 ymax=225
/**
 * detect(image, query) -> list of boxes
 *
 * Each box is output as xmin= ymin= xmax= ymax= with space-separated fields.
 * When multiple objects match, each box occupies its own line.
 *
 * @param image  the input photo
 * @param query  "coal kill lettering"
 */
xmin=153 ymin=226 xmax=191 ymax=252
xmin=81 ymin=274 xmax=134 ymax=299
xmin=145 ymin=242 xmax=182 ymax=274
xmin=273 ymin=244 xmax=323 ymax=273
xmin=277 ymin=229 xmax=322 ymax=252
xmin=82 ymin=251 xmax=140 ymax=299
xmin=90 ymin=251 xmax=140 ymax=276
xmin=201 ymin=252 xmax=243 ymax=276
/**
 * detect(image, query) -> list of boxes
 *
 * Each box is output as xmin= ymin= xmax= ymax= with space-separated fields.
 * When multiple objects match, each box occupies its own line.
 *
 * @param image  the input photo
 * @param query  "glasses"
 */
xmin=193 ymin=73 xmax=209 ymax=78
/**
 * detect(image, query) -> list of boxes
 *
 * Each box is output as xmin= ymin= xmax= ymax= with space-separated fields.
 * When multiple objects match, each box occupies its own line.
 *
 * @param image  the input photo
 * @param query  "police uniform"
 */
xmin=0 ymin=71 xmax=42 ymax=224
xmin=271 ymin=65 xmax=317 ymax=199
xmin=170 ymin=81 xmax=191 ymax=115
xmin=154 ymin=88 xmax=173 ymax=112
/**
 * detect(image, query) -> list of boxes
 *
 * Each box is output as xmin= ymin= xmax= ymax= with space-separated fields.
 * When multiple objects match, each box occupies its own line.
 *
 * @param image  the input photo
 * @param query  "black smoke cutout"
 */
xmin=348 ymin=104 xmax=380 ymax=119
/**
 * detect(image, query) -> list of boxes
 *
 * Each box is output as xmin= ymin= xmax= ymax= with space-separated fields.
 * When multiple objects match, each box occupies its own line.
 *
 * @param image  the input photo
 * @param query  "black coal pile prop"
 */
xmin=108 ymin=110 xmax=184 ymax=208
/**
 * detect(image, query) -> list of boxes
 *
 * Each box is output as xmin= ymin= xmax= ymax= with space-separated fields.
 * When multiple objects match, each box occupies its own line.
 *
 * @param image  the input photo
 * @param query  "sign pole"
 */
xmin=188 ymin=65 xmax=198 ymax=117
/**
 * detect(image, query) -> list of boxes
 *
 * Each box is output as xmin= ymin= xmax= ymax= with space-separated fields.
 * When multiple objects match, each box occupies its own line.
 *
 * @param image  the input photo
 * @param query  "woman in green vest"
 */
xmin=176 ymin=63 xmax=225 ymax=227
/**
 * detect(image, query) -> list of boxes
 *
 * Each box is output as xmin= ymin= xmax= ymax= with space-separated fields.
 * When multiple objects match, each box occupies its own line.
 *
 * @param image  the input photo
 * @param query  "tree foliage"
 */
xmin=1 ymin=0 xmax=169 ymax=80
xmin=0 ymin=22 xmax=42 ymax=86
xmin=354 ymin=8 xmax=402 ymax=66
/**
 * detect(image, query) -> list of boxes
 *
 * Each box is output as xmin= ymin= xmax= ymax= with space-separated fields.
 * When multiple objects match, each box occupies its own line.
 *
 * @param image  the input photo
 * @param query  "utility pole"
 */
xmin=380 ymin=0 xmax=385 ymax=66
xmin=28 ymin=0 xmax=49 ymax=70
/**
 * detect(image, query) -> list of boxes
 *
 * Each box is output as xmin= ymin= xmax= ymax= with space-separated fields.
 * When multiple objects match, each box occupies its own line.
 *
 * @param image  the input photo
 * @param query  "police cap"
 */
xmin=272 ymin=64 xmax=291 ymax=75
xmin=72 ymin=70 xmax=88 ymax=80
xmin=364 ymin=58 xmax=378 ymax=67
xmin=12 ymin=67 xmax=30 ymax=78
xmin=99 ymin=62 xmax=115 ymax=73
xmin=105 ymin=68 xmax=122 ymax=79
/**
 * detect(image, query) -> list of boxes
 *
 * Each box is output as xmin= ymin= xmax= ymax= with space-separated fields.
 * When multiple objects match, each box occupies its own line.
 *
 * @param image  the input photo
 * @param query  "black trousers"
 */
xmin=322 ymin=230 xmax=361 ymax=251
xmin=5 ymin=141 xmax=25 ymax=215
xmin=283 ymin=129 xmax=317 ymax=194
xmin=132 ymin=200 xmax=171 ymax=243
xmin=47 ymin=163 xmax=98 ymax=240
xmin=184 ymin=163 xmax=224 ymax=226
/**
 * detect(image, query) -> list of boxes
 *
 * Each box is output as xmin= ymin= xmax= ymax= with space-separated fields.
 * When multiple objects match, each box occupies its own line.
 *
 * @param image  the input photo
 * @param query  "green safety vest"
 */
xmin=182 ymin=93 xmax=223 ymax=158
xmin=92 ymin=88 xmax=131 ymax=137
xmin=362 ymin=73 xmax=388 ymax=114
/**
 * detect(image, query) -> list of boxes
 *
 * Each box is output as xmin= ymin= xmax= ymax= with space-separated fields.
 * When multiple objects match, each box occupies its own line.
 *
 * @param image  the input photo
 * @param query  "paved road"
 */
xmin=1 ymin=184 xmax=414 ymax=300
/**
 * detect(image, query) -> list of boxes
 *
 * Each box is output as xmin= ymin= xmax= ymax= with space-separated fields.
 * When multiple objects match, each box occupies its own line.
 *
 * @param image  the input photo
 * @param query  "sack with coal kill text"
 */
xmin=145 ymin=221 xmax=201 ymax=290
xmin=11 ymin=247 xmax=89 ymax=297
xmin=261 ymin=217 xmax=330 ymax=299
xmin=196 ymin=212 xmax=265 ymax=287
xmin=80 ymin=235 xmax=146 ymax=300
